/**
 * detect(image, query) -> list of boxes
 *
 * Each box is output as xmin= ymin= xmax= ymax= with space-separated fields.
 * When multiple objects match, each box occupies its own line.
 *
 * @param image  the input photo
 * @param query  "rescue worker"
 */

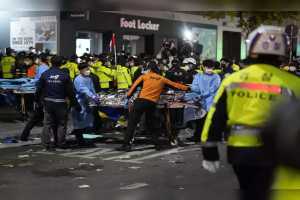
xmin=117 ymin=61 xmax=189 ymax=152
xmin=61 ymin=55 xmax=79 ymax=80
xmin=0 ymin=48 xmax=16 ymax=79
xmin=27 ymin=55 xmax=38 ymax=78
xmin=261 ymin=101 xmax=300 ymax=200
xmin=20 ymin=54 xmax=49 ymax=141
xmin=128 ymin=57 xmax=139 ymax=79
xmin=96 ymin=57 xmax=115 ymax=91
xmin=14 ymin=52 xmax=28 ymax=78
xmin=200 ymin=25 xmax=300 ymax=200
xmin=220 ymin=58 xmax=234 ymax=79
xmin=34 ymin=54 xmax=50 ymax=81
xmin=181 ymin=57 xmax=197 ymax=84
xmin=165 ymin=58 xmax=190 ymax=84
xmin=188 ymin=59 xmax=221 ymax=142
xmin=35 ymin=56 xmax=78 ymax=150
xmin=115 ymin=63 xmax=132 ymax=90
xmin=72 ymin=62 xmax=99 ymax=147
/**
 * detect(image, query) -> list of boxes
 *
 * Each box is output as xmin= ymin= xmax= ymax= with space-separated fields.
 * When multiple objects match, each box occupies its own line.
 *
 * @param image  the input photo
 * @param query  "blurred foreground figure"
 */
xmin=200 ymin=25 xmax=300 ymax=200
xmin=262 ymin=101 xmax=300 ymax=200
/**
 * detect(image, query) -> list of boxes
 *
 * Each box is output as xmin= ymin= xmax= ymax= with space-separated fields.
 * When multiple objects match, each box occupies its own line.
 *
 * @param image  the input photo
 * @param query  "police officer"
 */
xmin=0 ymin=48 xmax=16 ymax=79
xmin=115 ymin=59 xmax=132 ymax=90
xmin=35 ymin=56 xmax=78 ymax=150
xmin=181 ymin=57 xmax=197 ymax=84
xmin=220 ymin=57 xmax=234 ymax=79
xmin=200 ymin=26 xmax=300 ymax=200
xmin=96 ymin=56 xmax=115 ymax=91
xmin=61 ymin=55 xmax=79 ymax=80
xmin=261 ymin=101 xmax=300 ymax=200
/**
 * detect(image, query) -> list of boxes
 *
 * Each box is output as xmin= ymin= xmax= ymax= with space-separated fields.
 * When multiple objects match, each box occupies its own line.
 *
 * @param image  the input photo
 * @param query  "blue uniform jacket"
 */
xmin=72 ymin=74 xmax=97 ymax=129
xmin=34 ymin=63 xmax=49 ymax=82
xmin=191 ymin=73 xmax=221 ymax=112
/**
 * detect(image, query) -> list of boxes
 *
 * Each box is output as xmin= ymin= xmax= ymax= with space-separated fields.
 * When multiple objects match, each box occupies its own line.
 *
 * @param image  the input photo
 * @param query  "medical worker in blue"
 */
xmin=72 ymin=62 xmax=100 ymax=147
xmin=190 ymin=59 xmax=221 ymax=142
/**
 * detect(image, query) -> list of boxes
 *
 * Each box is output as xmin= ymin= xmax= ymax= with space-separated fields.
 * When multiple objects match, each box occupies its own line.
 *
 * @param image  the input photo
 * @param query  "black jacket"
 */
xmin=35 ymin=67 xmax=77 ymax=106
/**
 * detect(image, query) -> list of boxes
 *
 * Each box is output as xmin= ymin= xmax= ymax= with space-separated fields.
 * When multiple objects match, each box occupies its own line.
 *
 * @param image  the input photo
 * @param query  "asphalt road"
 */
xmin=0 ymin=142 xmax=239 ymax=200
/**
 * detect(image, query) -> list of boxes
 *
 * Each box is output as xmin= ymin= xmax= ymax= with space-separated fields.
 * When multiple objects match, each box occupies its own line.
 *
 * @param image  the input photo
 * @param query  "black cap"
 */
xmin=203 ymin=59 xmax=215 ymax=69
xmin=78 ymin=62 xmax=89 ymax=70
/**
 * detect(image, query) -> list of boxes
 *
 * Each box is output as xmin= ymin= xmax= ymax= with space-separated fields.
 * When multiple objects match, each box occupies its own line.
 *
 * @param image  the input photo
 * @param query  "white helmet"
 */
xmin=183 ymin=57 xmax=197 ymax=65
xmin=246 ymin=25 xmax=289 ymax=57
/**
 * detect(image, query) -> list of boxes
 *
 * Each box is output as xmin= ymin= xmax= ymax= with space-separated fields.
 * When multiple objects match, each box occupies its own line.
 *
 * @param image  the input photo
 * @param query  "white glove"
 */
xmin=202 ymin=160 xmax=220 ymax=173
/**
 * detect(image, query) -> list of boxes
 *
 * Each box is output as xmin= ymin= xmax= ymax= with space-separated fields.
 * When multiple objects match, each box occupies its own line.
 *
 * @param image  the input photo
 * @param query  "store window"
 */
xmin=10 ymin=16 xmax=58 ymax=54
xmin=191 ymin=27 xmax=217 ymax=60
xmin=122 ymin=35 xmax=145 ymax=56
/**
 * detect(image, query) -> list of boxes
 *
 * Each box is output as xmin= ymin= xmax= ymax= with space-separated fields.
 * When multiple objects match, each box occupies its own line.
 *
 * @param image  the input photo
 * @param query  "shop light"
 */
xmin=183 ymin=29 xmax=193 ymax=41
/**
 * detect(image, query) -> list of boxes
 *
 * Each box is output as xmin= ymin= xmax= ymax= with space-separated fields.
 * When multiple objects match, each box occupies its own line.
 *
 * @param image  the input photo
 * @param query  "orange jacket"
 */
xmin=27 ymin=64 xmax=36 ymax=78
xmin=128 ymin=71 xmax=189 ymax=103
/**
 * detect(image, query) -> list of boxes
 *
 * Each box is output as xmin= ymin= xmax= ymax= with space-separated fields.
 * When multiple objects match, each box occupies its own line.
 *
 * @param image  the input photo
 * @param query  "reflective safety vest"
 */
xmin=90 ymin=61 xmax=102 ymax=74
xmin=232 ymin=64 xmax=240 ymax=72
xmin=202 ymin=64 xmax=300 ymax=147
xmin=271 ymin=166 xmax=300 ymax=200
xmin=196 ymin=69 xmax=203 ymax=74
xmin=61 ymin=61 xmax=79 ymax=80
xmin=213 ymin=69 xmax=222 ymax=74
xmin=130 ymin=66 xmax=139 ymax=78
xmin=115 ymin=65 xmax=132 ymax=90
xmin=1 ymin=56 xmax=15 ymax=79
xmin=94 ymin=65 xmax=115 ymax=89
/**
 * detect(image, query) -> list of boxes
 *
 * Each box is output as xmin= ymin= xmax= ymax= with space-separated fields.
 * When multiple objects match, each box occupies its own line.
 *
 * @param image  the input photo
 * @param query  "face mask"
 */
xmin=83 ymin=70 xmax=91 ymax=76
xmin=130 ymin=63 xmax=134 ymax=67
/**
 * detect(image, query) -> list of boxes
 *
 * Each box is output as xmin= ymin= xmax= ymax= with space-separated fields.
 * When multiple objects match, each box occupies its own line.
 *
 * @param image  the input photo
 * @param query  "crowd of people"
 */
xmin=0 ymin=42 xmax=246 ymax=149
xmin=1 ymin=25 xmax=300 ymax=200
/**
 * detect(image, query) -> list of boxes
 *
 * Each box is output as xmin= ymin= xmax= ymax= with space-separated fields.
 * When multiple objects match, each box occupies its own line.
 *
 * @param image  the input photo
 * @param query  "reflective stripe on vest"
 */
xmin=228 ymin=125 xmax=263 ymax=147
xmin=227 ymin=82 xmax=294 ymax=97
xmin=44 ymin=97 xmax=66 ymax=103
xmin=271 ymin=166 xmax=300 ymax=200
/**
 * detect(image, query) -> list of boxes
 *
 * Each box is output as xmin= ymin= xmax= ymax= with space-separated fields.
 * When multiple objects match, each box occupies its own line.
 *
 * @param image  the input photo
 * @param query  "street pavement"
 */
xmin=0 ymin=141 xmax=239 ymax=200
xmin=0 ymin=108 xmax=239 ymax=200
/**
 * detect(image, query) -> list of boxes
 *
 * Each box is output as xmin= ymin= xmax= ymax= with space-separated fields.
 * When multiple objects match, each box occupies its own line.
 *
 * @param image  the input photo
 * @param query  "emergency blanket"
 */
xmin=0 ymin=78 xmax=36 ymax=93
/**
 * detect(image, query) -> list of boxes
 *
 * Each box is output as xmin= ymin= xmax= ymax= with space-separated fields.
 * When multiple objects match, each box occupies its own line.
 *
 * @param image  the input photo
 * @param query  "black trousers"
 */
xmin=42 ymin=102 xmax=68 ymax=148
xmin=20 ymin=106 xmax=44 ymax=141
xmin=124 ymin=98 xmax=159 ymax=146
xmin=232 ymin=165 xmax=273 ymax=200
xmin=193 ymin=114 xmax=207 ymax=142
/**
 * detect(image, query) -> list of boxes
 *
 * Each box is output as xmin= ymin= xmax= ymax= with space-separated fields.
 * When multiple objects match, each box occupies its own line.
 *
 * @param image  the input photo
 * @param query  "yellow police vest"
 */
xmin=271 ymin=166 xmax=300 ymax=200
xmin=61 ymin=61 xmax=79 ymax=80
xmin=1 ymin=56 xmax=15 ymax=79
xmin=94 ymin=65 xmax=115 ymax=89
xmin=130 ymin=66 xmax=139 ymax=78
xmin=115 ymin=65 xmax=132 ymax=90
xmin=202 ymin=64 xmax=300 ymax=147
xmin=196 ymin=69 xmax=203 ymax=74
xmin=232 ymin=64 xmax=240 ymax=72
xmin=213 ymin=69 xmax=222 ymax=74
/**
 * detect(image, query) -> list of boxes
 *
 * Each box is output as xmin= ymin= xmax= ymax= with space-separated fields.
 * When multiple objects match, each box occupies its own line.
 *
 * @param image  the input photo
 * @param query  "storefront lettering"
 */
xmin=120 ymin=18 xmax=160 ymax=31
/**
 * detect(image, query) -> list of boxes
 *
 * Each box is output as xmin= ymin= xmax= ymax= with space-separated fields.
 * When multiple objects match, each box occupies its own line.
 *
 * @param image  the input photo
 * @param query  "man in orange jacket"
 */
xmin=117 ymin=61 xmax=189 ymax=151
